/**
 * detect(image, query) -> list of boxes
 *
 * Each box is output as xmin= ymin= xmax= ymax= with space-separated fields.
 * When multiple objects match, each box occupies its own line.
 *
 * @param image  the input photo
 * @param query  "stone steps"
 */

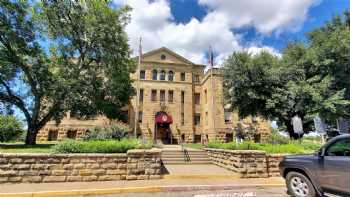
xmin=161 ymin=148 xmax=211 ymax=165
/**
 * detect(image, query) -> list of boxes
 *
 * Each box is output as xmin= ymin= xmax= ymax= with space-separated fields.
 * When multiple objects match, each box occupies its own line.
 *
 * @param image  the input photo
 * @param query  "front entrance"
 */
xmin=156 ymin=124 xmax=172 ymax=144
xmin=154 ymin=111 xmax=173 ymax=144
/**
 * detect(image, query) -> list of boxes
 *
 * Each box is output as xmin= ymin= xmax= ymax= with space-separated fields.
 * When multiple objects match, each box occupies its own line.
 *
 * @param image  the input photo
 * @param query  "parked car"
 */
xmin=279 ymin=134 xmax=350 ymax=197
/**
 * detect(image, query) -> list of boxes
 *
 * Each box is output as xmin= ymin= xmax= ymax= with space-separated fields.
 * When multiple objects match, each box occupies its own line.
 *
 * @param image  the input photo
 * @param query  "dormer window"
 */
xmin=161 ymin=54 xmax=166 ymax=60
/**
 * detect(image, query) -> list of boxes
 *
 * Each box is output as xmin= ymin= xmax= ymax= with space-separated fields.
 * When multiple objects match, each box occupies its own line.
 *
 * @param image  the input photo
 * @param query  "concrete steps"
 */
xmin=161 ymin=148 xmax=211 ymax=165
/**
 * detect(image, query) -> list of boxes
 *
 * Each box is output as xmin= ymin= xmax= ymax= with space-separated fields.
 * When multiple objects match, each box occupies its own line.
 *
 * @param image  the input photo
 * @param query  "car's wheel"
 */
xmin=286 ymin=171 xmax=316 ymax=197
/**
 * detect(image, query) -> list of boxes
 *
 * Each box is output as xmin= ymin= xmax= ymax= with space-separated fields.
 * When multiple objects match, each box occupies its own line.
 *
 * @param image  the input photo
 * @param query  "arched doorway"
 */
xmin=154 ymin=111 xmax=173 ymax=144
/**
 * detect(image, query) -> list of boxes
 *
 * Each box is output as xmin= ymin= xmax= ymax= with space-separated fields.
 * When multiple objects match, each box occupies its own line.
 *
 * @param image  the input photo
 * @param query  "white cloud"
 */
xmin=199 ymin=0 xmax=319 ymax=33
xmin=115 ymin=0 xmax=317 ymax=65
xmin=247 ymin=46 xmax=282 ymax=57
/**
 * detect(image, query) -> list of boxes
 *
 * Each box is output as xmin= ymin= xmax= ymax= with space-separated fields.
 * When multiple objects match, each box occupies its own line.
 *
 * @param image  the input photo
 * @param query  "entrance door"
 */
xmin=156 ymin=124 xmax=171 ymax=144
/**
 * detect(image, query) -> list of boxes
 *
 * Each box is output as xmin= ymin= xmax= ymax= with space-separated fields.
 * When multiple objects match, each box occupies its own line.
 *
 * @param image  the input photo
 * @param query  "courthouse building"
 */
xmin=37 ymin=47 xmax=271 ymax=143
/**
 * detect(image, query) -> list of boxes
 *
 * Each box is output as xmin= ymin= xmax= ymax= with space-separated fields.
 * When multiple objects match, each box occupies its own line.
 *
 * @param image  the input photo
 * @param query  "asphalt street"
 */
xmin=75 ymin=186 xmax=288 ymax=197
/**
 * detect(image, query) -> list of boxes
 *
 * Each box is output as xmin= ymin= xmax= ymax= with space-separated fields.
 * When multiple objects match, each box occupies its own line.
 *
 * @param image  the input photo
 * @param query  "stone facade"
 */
xmin=37 ymin=47 xmax=271 ymax=143
xmin=204 ymin=148 xmax=285 ymax=178
xmin=0 ymin=149 xmax=161 ymax=183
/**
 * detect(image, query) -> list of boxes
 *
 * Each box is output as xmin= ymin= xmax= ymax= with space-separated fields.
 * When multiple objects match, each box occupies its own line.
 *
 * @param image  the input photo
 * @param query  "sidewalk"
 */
xmin=0 ymin=177 xmax=285 ymax=197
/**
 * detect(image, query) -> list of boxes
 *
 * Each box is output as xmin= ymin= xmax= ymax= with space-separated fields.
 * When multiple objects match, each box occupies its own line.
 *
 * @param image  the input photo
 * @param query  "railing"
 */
xmin=180 ymin=140 xmax=191 ymax=162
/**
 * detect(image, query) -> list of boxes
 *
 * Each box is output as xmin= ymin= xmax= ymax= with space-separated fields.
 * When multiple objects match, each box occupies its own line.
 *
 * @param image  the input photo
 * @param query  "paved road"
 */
xmin=81 ymin=186 xmax=288 ymax=197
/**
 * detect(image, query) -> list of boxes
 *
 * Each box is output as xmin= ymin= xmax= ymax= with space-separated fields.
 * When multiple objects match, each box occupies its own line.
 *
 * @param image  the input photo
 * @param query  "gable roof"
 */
xmin=134 ymin=47 xmax=205 ymax=67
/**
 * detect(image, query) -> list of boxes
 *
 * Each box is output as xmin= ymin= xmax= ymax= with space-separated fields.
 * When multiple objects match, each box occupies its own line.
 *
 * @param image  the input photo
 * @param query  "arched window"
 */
xmin=168 ymin=70 xmax=174 ymax=81
xmin=160 ymin=70 xmax=166 ymax=80
xmin=152 ymin=69 xmax=157 ymax=80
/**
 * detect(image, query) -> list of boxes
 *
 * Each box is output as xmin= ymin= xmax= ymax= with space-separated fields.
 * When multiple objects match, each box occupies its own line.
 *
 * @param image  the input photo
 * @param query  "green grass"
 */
xmin=207 ymin=141 xmax=322 ymax=154
xmin=0 ymin=142 xmax=56 ymax=153
xmin=183 ymin=143 xmax=203 ymax=150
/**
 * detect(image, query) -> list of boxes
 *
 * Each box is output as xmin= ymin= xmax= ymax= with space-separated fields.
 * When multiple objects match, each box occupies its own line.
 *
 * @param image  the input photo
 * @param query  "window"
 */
xmin=160 ymin=70 xmax=166 ymax=80
xmin=48 ymin=130 xmax=58 ymax=141
xmin=138 ymin=111 xmax=143 ymax=123
xmin=140 ymin=70 xmax=145 ymax=80
xmin=152 ymin=69 xmax=157 ymax=80
xmin=181 ymin=91 xmax=185 ymax=104
xmin=204 ymin=90 xmax=207 ymax=103
xmin=161 ymin=54 xmax=166 ymax=60
xmin=181 ymin=113 xmax=184 ymax=125
xmin=194 ymin=114 xmax=201 ymax=126
xmin=67 ymin=130 xmax=77 ymax=139
xmin=224 ymin=110 xmax=231 ymax=123
xmin=181 ymin=72 xmax=186 ymax=81
xmin=160 ymin=90 xmax=165 ymax=102
xmin=139 ymin=89 xmax=144 ymax=102
xmin=168 ymin=71 xmax=174 ymax=81
xmin=194 ymin=74 xmax=200 ymax=83
xmin=205 ymin=112 xmax=208 ymax=125
xmin=168 ymin=90 xmax=174 ymax=102
xmin=151 ymin=90 xmax=157 ymax=101
xmin=326 ymin=138 xmax=350 ymax=156
xmin=194 ymin=93 xmax=200 ymax=105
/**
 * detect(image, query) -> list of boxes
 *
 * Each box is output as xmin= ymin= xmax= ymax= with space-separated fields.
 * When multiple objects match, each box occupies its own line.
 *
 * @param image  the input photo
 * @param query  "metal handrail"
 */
xmin=181 ymin=141 xmax=190 ymax=162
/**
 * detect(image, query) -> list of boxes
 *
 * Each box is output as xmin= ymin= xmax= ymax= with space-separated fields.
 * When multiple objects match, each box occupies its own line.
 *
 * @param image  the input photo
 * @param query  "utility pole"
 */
xmin=134 ymin=37 xmax=142 ymax=138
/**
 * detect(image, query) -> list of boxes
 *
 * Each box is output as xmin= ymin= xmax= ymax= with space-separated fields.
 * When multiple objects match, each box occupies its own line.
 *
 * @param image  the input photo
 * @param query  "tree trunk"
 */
xmin=25 ymin=127 xmax=38 ymax=145
xmin=284 ymin=119 xmax=303 ymax=140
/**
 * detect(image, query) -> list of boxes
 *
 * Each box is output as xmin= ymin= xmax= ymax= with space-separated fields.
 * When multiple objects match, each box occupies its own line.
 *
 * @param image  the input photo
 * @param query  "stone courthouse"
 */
xmin=37 ymin=47 xmax=270 ymax=143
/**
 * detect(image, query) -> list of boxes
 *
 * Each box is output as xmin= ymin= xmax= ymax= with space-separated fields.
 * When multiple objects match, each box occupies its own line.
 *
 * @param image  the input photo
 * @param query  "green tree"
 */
xmin=0 ymin=115 xmax=24 ymax=142
xmin=0 ymin=0 xmax=134 ymax=145
xmin=223 ymin=47 xmax=350 ymax=139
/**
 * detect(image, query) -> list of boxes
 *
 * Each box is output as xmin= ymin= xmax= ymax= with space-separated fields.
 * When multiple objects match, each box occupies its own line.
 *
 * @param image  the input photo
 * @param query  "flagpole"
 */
xmin=209 ymin=46 xmax=216 ymax=140
xmin=134 ymin=37 xmax=142 ymax=138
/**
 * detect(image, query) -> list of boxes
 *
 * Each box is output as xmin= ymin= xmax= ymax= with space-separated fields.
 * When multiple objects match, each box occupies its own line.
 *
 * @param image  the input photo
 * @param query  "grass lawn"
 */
xmin=0 ymin=142 xmax=56 ymax=153
xmin=207 ymin=140 xmax=322 ymax=154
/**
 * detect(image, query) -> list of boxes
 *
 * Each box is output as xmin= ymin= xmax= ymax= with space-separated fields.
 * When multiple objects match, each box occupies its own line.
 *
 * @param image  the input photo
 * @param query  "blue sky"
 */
xmin=7 ymin=0 xmax=350 ymax=123
xmin=115 ymin=0 xmax=350 ymax=64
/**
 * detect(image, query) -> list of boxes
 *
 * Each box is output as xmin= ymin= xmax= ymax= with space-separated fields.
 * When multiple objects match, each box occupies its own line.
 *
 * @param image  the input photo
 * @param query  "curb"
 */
xmin=0 ymin=184 xmax=285 ymax=197
xmin=163 ymin=174 xmax=241 ymax=179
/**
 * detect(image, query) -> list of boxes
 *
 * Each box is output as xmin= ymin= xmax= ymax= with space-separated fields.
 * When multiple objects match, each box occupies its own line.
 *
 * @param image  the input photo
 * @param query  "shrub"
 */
xmin=266 ymin=129 xmax=290 ymax=144
xmin=207 ymin=141 xmax=316 ymax=154
xmin=83 ymin=124 xmax=130 ymax=141
xmin=0 ymin=115 xmax=24 ymax=142
xmin=53 ymin=139 xmax=150 ymax=153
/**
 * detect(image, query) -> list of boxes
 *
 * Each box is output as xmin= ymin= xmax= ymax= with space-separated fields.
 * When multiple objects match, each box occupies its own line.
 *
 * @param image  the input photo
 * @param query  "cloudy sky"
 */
xmin=113 ymin=0 xmax=350 ymax=66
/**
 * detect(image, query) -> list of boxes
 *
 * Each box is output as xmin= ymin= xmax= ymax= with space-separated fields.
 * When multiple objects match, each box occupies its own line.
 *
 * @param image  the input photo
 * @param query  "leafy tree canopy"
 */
xmin=0 ymin=0 xmax=135 ymax=144
xmin=0 ymin=115 xmax=24 ymax=142
xmin=223 ymin=11 xmax=350 ymax=138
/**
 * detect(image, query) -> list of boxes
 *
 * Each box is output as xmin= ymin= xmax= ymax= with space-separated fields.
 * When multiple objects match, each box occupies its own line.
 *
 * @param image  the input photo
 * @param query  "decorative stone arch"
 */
xmin=154 ymin=111 xmax=173 ymax=144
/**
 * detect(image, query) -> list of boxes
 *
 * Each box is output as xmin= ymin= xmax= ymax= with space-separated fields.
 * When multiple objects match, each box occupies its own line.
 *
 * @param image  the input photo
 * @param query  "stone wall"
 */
xmin=266 ymin=154 xmax=285 ymax=177
xmin=0 ymin=149 xmax=161 ymax=183
xmin=204 ymin=148 xmax=285 ymax=178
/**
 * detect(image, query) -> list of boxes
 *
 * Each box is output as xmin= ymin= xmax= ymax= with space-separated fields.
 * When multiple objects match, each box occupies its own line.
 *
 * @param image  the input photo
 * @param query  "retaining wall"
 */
xmin=0 ymin=149 xmax=161 ymax=183
xmin=204 ymin=148 xmax=285 ymax=178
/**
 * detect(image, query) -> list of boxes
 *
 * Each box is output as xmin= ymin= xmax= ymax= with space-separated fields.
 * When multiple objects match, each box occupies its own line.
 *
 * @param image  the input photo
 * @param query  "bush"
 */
xmin=266 ymin=129 xmax=290 ymax=144
xmin=207 ymin=141 xmax=316 ymax=154
xmin=0 ymin=115 xmax=24 ymax=142
xmin=83 ymin=124 xmax=130 ymax=141
xmin=53 ymin=139 xmax=151 ymax=153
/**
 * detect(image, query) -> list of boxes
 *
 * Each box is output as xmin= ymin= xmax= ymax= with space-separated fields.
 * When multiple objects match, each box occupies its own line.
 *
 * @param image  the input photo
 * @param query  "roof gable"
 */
xmin=140 ymin=47 xmax=195 ymax=65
